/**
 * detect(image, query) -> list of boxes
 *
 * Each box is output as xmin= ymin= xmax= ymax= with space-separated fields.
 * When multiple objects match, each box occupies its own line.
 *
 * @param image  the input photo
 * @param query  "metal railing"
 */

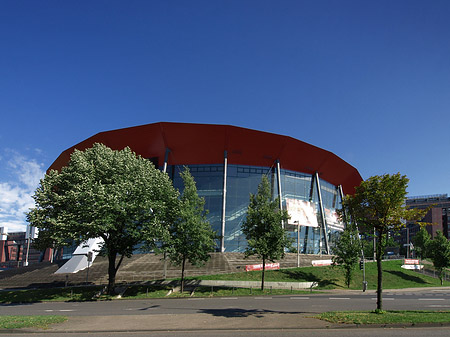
xmin=413 ymin=265 xmax=450 ymax=282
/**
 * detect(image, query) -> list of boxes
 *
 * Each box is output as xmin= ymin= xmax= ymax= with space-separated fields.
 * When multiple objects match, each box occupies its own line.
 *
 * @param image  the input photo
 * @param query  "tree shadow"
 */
xmin=137 ymin=305 xmax=161 ymax=311
xmin=0 ymin=284 xmax=104 ymax=304
xmin=385 ymin=270 xmax=428 ymax=284
xmin=199 ymin=308 xmax=306 ymax=318
xmin=280 ymin=270 xmax=339 ymax=288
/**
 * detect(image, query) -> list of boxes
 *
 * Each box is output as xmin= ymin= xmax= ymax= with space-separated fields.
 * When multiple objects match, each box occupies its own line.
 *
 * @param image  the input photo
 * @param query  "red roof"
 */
xmin=49 ymin=122 xmax=362 ymax=195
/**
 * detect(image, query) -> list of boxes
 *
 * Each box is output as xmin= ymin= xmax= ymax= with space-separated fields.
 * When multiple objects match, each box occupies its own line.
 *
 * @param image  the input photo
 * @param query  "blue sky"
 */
xmin=1 ymin=0 xmax=449 ymax=232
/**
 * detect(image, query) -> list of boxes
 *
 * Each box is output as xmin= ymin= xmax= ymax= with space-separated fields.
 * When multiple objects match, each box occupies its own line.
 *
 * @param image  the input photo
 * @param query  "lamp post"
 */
xmin=86 ymin=251 xmax=93 ymax=284
xmin=24 ymin=226 xmax=33 ymax=267
xmin=294 ymin=221 xmax=300 ymax=267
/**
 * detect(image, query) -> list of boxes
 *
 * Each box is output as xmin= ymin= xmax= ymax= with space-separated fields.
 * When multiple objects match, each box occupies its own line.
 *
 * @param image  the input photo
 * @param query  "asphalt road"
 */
xmin=1 ymin=328 xmax=450 ymax=337
xmin=2 ymin=288 xmax=450 ymax=317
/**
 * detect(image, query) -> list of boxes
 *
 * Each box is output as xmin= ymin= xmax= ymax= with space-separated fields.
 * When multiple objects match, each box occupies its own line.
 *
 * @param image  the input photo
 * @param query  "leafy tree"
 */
xmin=427 ymin=231 xmax=450 ymax=285
xmin=167 ymin=167 xmax=217 ymax=292
xmin=27 ymin=143 xmax=179 ymax=295
xmin=360 ymin=235 xmax=375 ymax=260
xmin=341 ymin=173 xmax=426 ymax=311
xmin=412 ymin=227 xmax=431 ymax=259
xmin=332 ymin=225 xmax=361 ymax=288
xmin=242 ymin=175 xmax=291 ymax=290
xmin=384 ymin=235 xmax=400 ymax=250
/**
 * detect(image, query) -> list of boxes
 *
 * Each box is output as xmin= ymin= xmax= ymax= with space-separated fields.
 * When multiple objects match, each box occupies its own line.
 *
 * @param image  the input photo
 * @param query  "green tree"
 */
xmin=27 ymin=143 xmax=179 ymax=295
xmin=167 ymin=167 xmax=217 ymax=293
xmin=427 ymin=231 xmax=450 ymax=285
xmin=341 ymin=173 xmax=426 ymax=311
xmin=332 ymin=225 xmax=361 ymax=288
xmin=242 ymin=175 xmax=291 ymax=290
xmin=412 ymin=227 xmax=431 ymax=259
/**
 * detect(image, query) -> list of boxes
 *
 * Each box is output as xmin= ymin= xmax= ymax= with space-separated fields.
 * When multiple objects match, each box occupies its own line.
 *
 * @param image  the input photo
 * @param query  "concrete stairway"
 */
xmin=0 ymin=253 xmax=330 ymax=289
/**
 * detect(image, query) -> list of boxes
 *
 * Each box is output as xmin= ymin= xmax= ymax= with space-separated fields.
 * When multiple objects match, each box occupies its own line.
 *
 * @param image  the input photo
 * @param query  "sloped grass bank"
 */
xmin=192 ymin=260 xmax=450 ymax=289
xmin=0 ymin=286 xmax=104 ymax=303
xmin=0 ymin=284 xmax=309 ymax=303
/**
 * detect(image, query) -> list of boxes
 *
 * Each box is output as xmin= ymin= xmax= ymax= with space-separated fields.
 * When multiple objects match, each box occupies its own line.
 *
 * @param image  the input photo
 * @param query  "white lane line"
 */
xmin=290 ymin=297 xmax=310 ymax=300
xmin=419 ymin=298 xmax=445 ymax=301
xmin=45 ymin=309 xmax=75 ymax=312
xmin=371 ymin=298 xmax=394 ymax=300
xmin=428 ymin=305 xmax=450 ymax=307
xmin=329 ymin=297 xmax=350 ymax=300
xmin=220 ymin=297 xmax=238 ymax=300
xmin=188 ymin=298 xmax=205 ymax=300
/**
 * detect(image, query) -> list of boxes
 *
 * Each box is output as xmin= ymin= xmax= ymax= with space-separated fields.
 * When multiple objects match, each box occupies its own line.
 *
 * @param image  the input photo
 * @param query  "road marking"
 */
xmin=220 ymin=297 xmax=238 ymax=300
xmin=371 ymin=298 xmax=394 ymax=300
xmin=428 ymin=305 xmax=450 ymax=307
xmin=45 ymin=309 xmax=75 ymax=312
xmin=188 ymin=298 xmax=205 ymax=300
xmin=328 ymin=297 xmax=350 ymax=300
xmin=419 ymin=298 xmax=445 ymax=301
xmin=290 ymin=297 xmax=310 ymax=300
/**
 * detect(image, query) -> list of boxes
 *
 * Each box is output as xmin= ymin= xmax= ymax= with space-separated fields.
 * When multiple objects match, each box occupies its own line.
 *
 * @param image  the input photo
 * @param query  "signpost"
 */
xmin=401 ymin=258 xmax=423 ymax=270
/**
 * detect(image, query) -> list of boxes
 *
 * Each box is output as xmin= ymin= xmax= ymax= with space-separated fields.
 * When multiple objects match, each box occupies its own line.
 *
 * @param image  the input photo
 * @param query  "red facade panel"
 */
xmin=49 ymin=122 xmax=362 ymax=195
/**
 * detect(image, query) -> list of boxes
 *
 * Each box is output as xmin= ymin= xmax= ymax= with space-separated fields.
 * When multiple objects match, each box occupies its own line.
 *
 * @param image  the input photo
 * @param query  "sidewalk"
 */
xmin=16 ymin=286 xmax=450 ymax=333
xmin=43 ymin=312 xmax=340 ymax=333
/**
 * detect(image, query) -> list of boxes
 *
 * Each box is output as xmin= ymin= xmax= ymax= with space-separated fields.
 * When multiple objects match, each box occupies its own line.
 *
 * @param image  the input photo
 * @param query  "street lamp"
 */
xmin=24 ymin=226 xmax=33 ymax=267
xmin=294 ymin=221 xmax=300 ymax=267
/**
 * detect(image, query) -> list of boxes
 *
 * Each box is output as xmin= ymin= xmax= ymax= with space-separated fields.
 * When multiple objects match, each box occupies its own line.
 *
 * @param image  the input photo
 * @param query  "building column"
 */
xmin=221 ymin=151 xmax=228 ymax=252
xmin=302 ymin=174 xmax=317 ymax=254
xmin=337 ymin=185 xmax=347 ymax=229
xmin=162 ymin=148 xmax=171 ymax=173
xmin=315 ymin=172 xmax=329 ymax=255
xmin=276 ymin=160 xmax=284 ymax=227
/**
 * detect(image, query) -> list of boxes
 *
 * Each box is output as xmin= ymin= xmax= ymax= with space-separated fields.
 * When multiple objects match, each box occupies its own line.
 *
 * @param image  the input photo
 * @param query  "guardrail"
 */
xmin=413 ymin=266 xmax=450 ymax=281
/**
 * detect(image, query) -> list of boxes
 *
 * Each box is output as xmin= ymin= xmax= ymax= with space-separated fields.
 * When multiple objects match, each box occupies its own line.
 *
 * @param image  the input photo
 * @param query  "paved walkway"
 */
xmin=14 ymin=286 xmax=450 ymax=333
xmin=44 ymin=312 xmax=339 ymax=333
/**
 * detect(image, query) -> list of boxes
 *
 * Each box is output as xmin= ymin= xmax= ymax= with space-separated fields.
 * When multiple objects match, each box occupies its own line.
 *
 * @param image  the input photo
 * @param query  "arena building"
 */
xmin=48 ymin=122 xmax=362 ymax=255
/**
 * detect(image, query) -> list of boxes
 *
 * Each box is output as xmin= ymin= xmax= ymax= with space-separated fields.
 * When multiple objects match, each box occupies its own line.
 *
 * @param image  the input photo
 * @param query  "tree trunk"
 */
xmin=107 ymin=252 xmax=117 ymax=296
xmin=376 ymin=230 xmax=383 ymax=311
xmin=181 ymin=256 xmax=186 ymax=293
xmin=107 ymin=251 xmax=124 ymax=296
xmin=261 ymin=256 xmax=265 ymax=291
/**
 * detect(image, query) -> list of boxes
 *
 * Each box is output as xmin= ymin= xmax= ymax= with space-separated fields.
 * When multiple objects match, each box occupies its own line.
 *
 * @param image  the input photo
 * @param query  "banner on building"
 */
xmin=245 ymin=263 xmax=280 ymax=272
xmin=324 ymin=208 xmax=344 ymax=231
xmin=286 ymin=198 xmax=318 ymax=227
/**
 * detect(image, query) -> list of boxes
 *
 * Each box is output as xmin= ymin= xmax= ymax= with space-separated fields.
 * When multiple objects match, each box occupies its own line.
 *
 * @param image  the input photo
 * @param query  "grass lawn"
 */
xmin=0 ymin=286 xmax=105 ymax=303
xmin=0 ymin=284 xmax=310 ymax=303
xmin=1 ymin=260 xmax=448 ymax=303
xmin=0 ymin=316 xmax=67 ymax=330
xmin=317 ymin=311 xmax=450 ymax=325
xmin=191 ymin=259 xmax=450 ymax=290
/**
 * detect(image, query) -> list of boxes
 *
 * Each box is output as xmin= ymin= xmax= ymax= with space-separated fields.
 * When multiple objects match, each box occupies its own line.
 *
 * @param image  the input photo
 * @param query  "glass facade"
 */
xmin=168 ymin=163 xmax=344 ymax=254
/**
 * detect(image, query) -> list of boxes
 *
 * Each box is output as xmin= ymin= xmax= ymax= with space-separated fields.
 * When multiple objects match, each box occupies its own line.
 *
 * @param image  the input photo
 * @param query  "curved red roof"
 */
xmin=49 ymin=122 xmax=362 ymax=195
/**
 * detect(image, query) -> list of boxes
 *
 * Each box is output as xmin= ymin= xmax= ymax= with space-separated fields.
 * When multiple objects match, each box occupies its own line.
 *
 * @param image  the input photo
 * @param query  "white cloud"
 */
xmin=0 ymin=151 xmax=45 ymax=233
xmin=10 ymin=156 xmax=44 ymax=189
